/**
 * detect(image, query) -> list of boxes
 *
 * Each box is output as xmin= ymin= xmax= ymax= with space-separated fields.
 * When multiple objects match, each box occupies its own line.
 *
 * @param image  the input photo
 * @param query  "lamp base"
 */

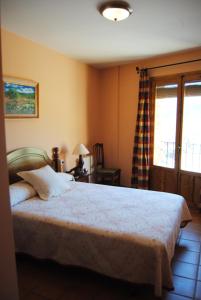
xmin=78 ymin=154 xmax=84 ymax=169
xmin=73 ymin=155 xmax=84 ymax=177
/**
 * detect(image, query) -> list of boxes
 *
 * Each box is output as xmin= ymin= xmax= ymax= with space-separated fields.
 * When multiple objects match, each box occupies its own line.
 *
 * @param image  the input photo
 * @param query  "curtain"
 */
xmin=131 ymin=69 xmax=150 ymax=189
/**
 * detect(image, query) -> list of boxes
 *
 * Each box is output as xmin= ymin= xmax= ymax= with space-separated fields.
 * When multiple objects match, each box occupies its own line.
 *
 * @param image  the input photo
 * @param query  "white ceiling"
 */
xmin=1 ymin=0 xmax=201 ymax=67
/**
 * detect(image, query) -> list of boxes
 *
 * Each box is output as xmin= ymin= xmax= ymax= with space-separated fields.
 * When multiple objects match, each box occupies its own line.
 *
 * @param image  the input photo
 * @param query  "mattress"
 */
xmin=12 ymin=182 xmax=192 ymax=296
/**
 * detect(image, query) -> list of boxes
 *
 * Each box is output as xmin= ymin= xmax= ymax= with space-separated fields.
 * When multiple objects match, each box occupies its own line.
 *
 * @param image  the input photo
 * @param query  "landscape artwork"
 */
xmin=4 ymin=77 xmax=39 ymax=118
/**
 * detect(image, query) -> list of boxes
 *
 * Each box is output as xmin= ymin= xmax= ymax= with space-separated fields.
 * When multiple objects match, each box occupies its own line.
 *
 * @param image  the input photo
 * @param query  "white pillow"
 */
xmin=9 ymin=181 xmax=37 ymax=207
xmin=57 ymin=172 xmax=75 ymax=181
xmin=17 ymin=165 xmax=70 ymax=200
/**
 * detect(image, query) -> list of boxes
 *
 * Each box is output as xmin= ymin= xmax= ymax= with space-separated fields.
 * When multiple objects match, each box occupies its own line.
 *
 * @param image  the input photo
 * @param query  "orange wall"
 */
xmin=1 ymin=29 xmax=100 ymax=170
xmin=99 ymin=48 xmax=201 ymax=186
xmin=2 ymin=29 xmax=201 ymax=185
xmin=99 ymin=67 xmax=119 ymax=166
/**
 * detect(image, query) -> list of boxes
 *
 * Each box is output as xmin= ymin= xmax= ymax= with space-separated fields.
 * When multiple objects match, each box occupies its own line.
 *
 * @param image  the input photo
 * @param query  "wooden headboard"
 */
xmin=7 ymin=147 xmax=53 ymax=184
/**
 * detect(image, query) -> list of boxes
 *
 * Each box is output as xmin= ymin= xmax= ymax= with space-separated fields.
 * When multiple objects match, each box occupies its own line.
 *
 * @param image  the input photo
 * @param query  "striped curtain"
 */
xmin=131 ymin=69 xmax=150 ymax=189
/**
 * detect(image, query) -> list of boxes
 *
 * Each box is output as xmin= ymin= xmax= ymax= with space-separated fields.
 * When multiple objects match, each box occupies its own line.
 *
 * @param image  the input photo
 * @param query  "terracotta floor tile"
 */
xmin=198 ymin=266 xmax=201 ymax=281
xmin=173 ymin=248 xmax=200 ymax=265
xmin=176 ymin=238 xmax=180 ymax=246
xmin=179 ymin=239 xmax=201 ymax=252
xmin=195 ymin=281 xmax=201 ymax=300
xmin=171 ymin=276 xmax=196 ymax=298
xmin=181 ymin=230 xmax=201 ymax=242
xmin=172 ymin=261 xmax=197 ymax=279
xmin=163 ymin=292 xmax=192 ymax=300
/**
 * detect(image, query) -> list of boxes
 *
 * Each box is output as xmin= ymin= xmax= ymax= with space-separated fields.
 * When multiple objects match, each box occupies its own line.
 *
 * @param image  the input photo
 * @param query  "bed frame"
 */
xmin=7 ymin=147 xmax=52 ymax=184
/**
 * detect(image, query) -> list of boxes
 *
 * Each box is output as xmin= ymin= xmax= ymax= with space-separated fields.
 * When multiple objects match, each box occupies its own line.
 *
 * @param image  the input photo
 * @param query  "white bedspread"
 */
xmin=12 ymin=182 xmax=191 ymax=296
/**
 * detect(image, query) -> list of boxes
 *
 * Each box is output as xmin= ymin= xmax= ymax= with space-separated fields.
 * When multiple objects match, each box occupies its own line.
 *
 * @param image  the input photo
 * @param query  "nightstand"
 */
xmin=75 ymin=174 xmax=89 ymax=183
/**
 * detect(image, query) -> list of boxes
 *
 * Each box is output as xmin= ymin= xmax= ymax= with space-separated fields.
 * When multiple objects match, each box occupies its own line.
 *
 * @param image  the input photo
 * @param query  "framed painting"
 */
xmin=4 ymin=76 xmax=39 ymax=118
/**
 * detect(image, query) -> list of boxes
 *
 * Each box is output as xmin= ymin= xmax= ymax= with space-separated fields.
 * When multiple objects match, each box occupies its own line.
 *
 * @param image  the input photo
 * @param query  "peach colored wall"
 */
xmin=2 ymin=29 xmax=201 ymax=186
xmin=1 ymin=29 xmax=100 ymax=170
xmin=0 ymin=31 xmax=19 ymax=300
xmin=99 ymin=67 xmax=119 ymax=166
xmin=100 ymin=48 xmax=201 ymax=186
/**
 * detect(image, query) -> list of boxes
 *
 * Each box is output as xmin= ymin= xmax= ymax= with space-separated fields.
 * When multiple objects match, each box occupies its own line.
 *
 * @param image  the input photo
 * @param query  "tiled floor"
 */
xmin=16 ymin=209 xmax=201 ymax=300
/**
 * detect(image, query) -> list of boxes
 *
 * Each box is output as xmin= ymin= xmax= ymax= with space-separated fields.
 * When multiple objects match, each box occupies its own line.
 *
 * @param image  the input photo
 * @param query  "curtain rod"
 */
xmin=136 ymin=58 xmax=201 ymax=73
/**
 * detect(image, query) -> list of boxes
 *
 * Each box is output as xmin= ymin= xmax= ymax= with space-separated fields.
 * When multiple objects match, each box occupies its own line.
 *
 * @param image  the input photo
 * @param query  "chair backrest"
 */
xmin=93 ymin=143 xmax=104 ymax=169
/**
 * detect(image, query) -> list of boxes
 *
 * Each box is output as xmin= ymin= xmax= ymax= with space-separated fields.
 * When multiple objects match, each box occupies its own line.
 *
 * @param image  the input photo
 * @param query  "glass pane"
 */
xmin=153 ymin=84 xmax=178 ymax=168
xmin=181 ymin=81 xmax=201 ymax=173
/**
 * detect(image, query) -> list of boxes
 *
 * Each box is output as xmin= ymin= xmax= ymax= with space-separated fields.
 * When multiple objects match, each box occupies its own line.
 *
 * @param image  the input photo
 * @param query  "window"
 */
xmin=152 ymin=73 xmax=201 ymax=174
xmin=153 ymin=84 xmax=178 ymax=168
xmin=181 ymin=81 xmax=201 ymax=172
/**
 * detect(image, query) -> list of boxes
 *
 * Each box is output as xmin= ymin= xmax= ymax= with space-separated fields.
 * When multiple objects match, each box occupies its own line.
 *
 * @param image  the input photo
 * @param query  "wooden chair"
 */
xmin=93 ymin=143 xmax=121 ymax=186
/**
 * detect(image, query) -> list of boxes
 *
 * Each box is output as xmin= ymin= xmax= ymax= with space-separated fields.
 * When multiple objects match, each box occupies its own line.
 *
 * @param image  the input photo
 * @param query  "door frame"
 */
xmin=150 ymin=71 xmax=201 ymax=207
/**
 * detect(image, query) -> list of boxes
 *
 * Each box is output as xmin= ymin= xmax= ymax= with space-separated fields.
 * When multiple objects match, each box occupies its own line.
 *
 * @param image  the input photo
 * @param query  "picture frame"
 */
xmin=3 ymin=76 xmax=39 ymax=118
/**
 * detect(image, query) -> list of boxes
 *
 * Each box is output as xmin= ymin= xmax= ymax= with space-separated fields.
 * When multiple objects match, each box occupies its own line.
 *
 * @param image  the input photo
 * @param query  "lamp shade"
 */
xmin=73 ymin=144 xmax=90 ymax=155
xmin=103 ymin=7 xmax=129 ymax=21
xmin=99 ymin=1 xmax=133 ymax=22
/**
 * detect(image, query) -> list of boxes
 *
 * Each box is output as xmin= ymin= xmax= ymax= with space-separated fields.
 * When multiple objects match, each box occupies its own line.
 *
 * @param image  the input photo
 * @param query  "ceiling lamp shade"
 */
xmin=99 ymin=1 xmax=133 ymax=22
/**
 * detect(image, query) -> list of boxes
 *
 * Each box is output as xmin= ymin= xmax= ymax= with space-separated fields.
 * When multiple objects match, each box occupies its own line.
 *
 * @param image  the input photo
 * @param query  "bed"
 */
xmin=8 ymin=147 xmax=192 ymax=297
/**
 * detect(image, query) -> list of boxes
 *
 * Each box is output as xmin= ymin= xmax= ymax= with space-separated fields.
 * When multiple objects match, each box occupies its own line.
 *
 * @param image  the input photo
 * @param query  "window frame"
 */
xmin=150 ymin=71 xmax=201 ymax=175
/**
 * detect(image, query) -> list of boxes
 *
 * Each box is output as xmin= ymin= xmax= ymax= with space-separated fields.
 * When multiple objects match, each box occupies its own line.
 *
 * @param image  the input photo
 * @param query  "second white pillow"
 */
xmin=9 ymin=181 xmax=37 ymax=207
xmin=17 ymin=165 xmax=70 ymax=200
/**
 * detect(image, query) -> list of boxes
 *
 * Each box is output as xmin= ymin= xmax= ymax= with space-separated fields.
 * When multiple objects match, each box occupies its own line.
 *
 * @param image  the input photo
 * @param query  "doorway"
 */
xmin=150 ymin=72 xmax=201 ymax=208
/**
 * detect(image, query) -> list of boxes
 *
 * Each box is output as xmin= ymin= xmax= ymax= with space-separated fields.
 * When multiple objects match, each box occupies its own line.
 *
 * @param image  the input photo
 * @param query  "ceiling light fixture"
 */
xmin=99 ymin=1 xmax=133 ymax=22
